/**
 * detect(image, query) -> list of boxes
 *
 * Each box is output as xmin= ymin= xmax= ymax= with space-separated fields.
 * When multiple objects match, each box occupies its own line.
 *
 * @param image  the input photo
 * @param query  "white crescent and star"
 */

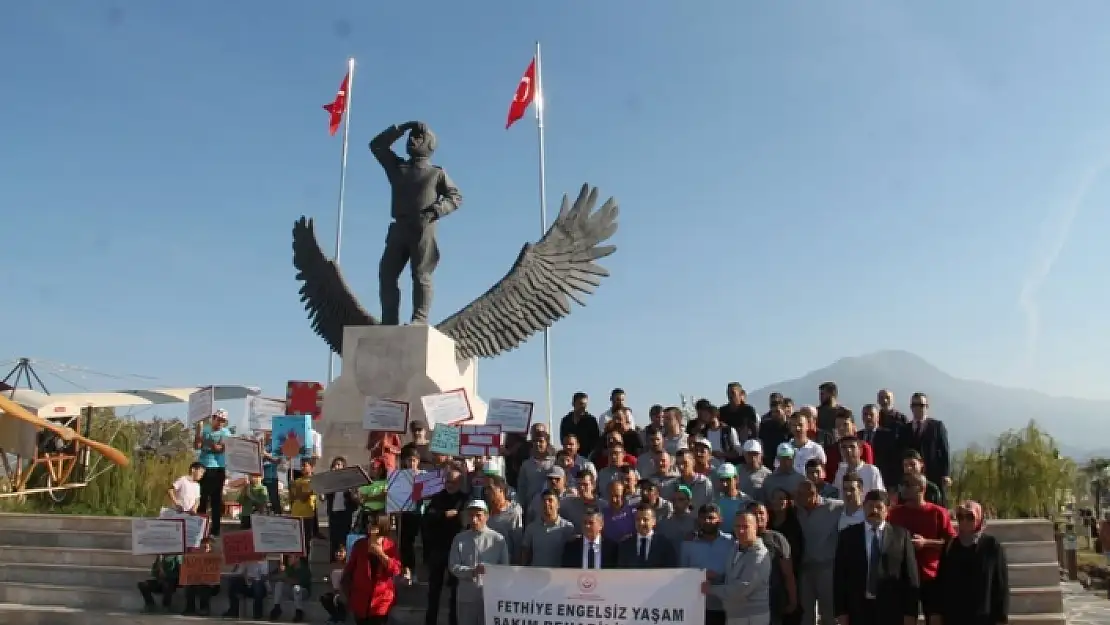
xmin=514 ymin=76 xmax=532 ymax=103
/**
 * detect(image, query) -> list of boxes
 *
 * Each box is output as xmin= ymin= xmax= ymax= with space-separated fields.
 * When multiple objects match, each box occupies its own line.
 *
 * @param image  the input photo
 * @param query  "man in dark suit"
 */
xmin=561 ymin=506 xmax=619 ymax=569
xmin=897 ymin=393 xmax=951 ymax=506
xmin=860 ymin=404 xmax=902 ymax=490
xmin=834 ymin=490 xmax=920 ymax=625
xmin=617 ymin=503 xmax=678 ymax=568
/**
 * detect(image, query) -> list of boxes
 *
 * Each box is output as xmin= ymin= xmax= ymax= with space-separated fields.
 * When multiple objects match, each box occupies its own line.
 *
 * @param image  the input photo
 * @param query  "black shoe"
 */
xmin=293 ymin=609 xmax=305 ymax=623
xmin=270 ymin=605 xmax=283 ymax=620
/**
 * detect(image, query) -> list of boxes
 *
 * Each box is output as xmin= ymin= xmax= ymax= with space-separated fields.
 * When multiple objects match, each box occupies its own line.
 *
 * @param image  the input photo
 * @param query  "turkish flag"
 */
xmin=505 ymin=58 xmax=537 ymax=129
xmin=322 ymin=72 xmax=349 ymax=136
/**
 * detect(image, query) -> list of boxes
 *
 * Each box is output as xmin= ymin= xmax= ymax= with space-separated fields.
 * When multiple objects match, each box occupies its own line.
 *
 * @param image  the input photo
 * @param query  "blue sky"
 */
xmin=3 ymin=1 xmax=1110 ymax=429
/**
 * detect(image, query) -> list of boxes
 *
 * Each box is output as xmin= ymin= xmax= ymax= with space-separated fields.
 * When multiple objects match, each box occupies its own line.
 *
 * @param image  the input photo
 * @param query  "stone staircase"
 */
xmin=0 ymin=513 xmax=440 ymax=625
xmin=985 ymin=518 xmax=1066 ymax=625
xmin=0 ymin=513 xmax=1076 ymax=624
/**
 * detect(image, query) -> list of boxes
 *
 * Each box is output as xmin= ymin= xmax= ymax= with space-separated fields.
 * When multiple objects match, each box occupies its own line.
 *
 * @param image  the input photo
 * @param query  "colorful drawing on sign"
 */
xmin=286 ymin=380 xmax=324 ymax=420
xmin=385 ymin=469 xmax=416 ymax=513
xmin=428 ymin=425 xmax=461 ymax=456
xmin=459 ymin=424 xmax=502 ymax=456
xmin=179 ymin=552 xmax=223 ymax=586
xmin=413 ymin=470 xmax=445 ymax=500
xmin=271 ymin=415 xmax=312 ymax=459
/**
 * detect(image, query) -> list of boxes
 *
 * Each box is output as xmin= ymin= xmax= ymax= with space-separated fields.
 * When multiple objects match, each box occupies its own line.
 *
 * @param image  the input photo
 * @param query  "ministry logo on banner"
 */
xmin=482 ymin=565 xmax=704 ymax=625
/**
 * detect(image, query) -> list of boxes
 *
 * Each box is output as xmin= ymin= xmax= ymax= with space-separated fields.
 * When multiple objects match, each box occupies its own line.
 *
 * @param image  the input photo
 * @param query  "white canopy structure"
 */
xmin=6 ymin=385 xmax=262 ymax=419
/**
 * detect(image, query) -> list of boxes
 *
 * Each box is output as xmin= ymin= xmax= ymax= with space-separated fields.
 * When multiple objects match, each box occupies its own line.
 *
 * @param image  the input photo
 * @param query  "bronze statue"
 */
xmin=292 ymin=184 xmax=619 ymax=360
xmin=368 ymin=121 xmax=462 ymax=325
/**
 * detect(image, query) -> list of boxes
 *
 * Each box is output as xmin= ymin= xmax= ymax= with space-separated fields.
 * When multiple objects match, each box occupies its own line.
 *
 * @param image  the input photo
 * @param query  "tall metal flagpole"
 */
xmin=327 ymin=57 xmax=355 ymax=384
xmin=535 ymin=42 xmax=554 ymax=433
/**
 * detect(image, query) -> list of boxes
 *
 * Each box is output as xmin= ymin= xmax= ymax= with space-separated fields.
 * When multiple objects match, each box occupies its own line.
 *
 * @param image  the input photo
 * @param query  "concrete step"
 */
xmin=986 ymin=519 xmax=1056 ymax=544
xmin=0 ymin=528 xmax=131 ymax=551
xmin=0 ymin=582 xmax=144 ymax=612
xmin=1009 ymin=562 xmax=1063 ymax=588
xmin=0 ymin=563 xmax=147 ymax=590
xmin=1010 ymin=586 xmax=1065 ymax=615
xmin=1005 ymin=541 xmax=1060 ymax=565
xmin=0 ymin=602 xmax=431 ymax=625
xmin=0 ymin=513 xmax=134 ymax=534
xmin=0 ymin=546 xmax=151 ymax=568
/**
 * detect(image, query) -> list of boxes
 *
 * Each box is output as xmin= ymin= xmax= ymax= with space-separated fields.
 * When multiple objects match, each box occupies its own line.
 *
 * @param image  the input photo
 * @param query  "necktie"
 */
xmin=587 ymin=543 xmax=597 ymax=569
xmin=638 ymin=537 xmax=647 ymax=562
xmin=867 ymin=530 xmax=882 ymax=597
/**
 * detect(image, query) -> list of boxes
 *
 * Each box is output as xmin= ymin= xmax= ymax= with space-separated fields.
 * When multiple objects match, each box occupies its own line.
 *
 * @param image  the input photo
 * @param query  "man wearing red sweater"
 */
xmin=888 ymin=473 xmax=956 ymax=625
xmin=823 ymin=409 xmax=873 ymax=478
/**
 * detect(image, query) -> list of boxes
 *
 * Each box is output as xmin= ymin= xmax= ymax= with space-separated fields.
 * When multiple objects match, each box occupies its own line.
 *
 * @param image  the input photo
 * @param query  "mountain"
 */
xmin=746 ymin=350 xmax=1110 ymax=456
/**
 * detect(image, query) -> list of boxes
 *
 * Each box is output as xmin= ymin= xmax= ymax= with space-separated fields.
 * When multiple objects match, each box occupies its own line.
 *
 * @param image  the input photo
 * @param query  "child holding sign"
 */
xmin=289 ymin=459 xmax=318 ymax=556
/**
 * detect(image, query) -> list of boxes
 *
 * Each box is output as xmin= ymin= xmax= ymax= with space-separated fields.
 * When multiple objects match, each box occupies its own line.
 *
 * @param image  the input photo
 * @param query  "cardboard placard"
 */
xmin=485 ymin=398 xmax=534 ymax=434
xmin=286 ymin=380 xmax=324 ymax=420
xmin=311 ymin=465 xmax=371 ymax=495
xmin=221 ymin=530 xmax=265 ymax=565
xmin=179 ymin=552 xmax=223 ymax=586
xmin=460 ymin=424 xmax=502 ymax=457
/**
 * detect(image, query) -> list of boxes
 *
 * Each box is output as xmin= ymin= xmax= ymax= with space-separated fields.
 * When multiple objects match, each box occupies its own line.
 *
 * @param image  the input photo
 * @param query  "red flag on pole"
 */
xmin=505 ymin=58 xmax=537 ymax=129
xmin=323 ymin=73 xmax=350 ymax=136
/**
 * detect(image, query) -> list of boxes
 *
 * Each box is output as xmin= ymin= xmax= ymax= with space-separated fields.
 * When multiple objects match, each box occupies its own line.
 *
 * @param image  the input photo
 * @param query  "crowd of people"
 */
xmin=155 ymin=382 xmax=1012 ymax=625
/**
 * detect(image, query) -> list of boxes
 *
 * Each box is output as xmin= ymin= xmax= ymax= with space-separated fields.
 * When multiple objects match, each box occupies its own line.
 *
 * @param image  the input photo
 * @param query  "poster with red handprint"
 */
xmin=286 ymin=381 xmax=324 ymax=421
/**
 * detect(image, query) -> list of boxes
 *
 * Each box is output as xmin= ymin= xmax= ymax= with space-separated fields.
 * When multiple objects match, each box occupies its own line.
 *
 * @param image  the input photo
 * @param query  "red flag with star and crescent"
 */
xmin=323 ymin=72 xmax=350 ymax=136
xmin=505 ymin=58 xmax=536 ymax=129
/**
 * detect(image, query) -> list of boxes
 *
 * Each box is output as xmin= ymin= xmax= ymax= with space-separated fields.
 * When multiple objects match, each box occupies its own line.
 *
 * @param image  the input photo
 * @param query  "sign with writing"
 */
xmin=286 ymin=380 xmax=324 ymax=420
xmin=485 ymin=399 xmax=534 ymax=434
xmin=428 ymin=425 xmax=461 ymax=455
xmin=311 ymin=465 xmax=371 ymax=495
xmin=363 ymin=397 xmax=410 ymax=433
xmin=158 ymin=509 xmax=209 ymax=549
xmin=224 ymin=436 xmax=263 ymax=475
xmin=460 ymin=424 xmax=502 ymax=457
xmin=271 ymin=415 xmax=312 ymax=459
xmin=386 ymin=469 xmax=417 ymax=513
xmin=482 ymin=565 xmax=704 ymax=625
xmin=187 ymin=387 xmax=215 ymax=426
xmin=420 ymin=388 xmax=473 ymax=426
xmin=247 ymin=396 xmax=285 ymax=432
xmin=132 ymin=518 xmax=187 ymax=555
xmin=1064 ymin=533 xmax=1078 ymax=551
xmin=251 ymin=515 xmax=305 ymax=554
xmin=179 ymin=552 xmax=223 ymax=586
xmin=221 ymin=530 xmax=265 ymax=565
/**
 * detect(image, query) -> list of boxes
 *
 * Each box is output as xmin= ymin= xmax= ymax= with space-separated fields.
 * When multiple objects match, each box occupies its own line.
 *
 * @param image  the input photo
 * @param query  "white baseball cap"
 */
xmin=742 ymin=439 xmax=763 ymax=454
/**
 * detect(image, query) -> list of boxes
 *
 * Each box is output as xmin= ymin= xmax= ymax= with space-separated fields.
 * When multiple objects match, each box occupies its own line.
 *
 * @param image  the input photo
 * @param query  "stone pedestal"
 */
xmin=319 ymin=325 xmax=487 ymax=468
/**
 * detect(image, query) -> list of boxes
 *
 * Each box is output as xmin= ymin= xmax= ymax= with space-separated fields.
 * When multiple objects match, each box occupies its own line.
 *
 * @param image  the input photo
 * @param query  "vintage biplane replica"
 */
xmin=0 ymin=358 xmax=259 ymax=501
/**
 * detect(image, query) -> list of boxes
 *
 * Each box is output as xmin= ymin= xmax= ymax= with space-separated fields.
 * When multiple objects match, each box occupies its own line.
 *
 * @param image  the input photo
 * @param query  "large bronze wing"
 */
xmin=436 ymin=184 xmax=619 ymax=360
xmin=292 ymin=216 xmax=378 ymax=354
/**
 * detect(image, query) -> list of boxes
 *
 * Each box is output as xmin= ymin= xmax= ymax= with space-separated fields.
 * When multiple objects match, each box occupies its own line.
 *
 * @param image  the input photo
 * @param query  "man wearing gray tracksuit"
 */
xmin=792 ymin=480 xmax=843 ymax=625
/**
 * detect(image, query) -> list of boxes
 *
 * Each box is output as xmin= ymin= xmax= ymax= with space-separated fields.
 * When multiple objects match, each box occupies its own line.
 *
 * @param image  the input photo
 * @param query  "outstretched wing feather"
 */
xmin=436 ymin=184 xmax=619 ymax=360
xmin=292 ymin=216 xmax=378 ymax=355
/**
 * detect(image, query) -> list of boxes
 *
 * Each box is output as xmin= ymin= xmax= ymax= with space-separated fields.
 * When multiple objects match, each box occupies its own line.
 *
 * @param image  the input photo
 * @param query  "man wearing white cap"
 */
xmin=738 ymin=439 xmax=771 ymax=500
xmin=759 ymin=443 xmax=806 ymax=506
xmin=448 ymin=500 xmax=510 ymax=625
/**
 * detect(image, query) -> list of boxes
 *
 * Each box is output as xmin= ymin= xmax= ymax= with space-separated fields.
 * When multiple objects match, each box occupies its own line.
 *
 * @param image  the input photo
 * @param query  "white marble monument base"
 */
xmin=320 ymin=325 xmax=487 ymax=468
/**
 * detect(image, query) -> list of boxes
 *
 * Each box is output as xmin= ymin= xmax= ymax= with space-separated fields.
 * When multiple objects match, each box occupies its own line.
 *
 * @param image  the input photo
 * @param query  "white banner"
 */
xmin=158 ymin=508 xmax=210 ymax=548
xmin=223 ymin=436 xmax=263 ymax=475
xmin=132 ymin=518 xmax=187 ymax=555
xmin=482 ymin=566 xmax=704 ymax=625
xmin=250 ymin=514 xmax=305 ymax=554
xmin=247 ymin=396 xmax=285 ymax=432
xmin=187 ymin=387 xmax=215 ymax=426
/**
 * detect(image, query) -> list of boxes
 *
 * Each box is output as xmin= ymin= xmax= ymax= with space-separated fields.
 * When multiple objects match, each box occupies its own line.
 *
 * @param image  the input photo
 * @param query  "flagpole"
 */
xmin=535 ymin=42 xmax=554 ymax=434
xmin=327 ymin=56 xmax=355 ymax=384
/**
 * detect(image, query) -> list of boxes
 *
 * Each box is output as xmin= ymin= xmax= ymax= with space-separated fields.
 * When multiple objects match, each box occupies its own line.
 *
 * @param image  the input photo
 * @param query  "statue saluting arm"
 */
xmin=368 ymin=121 xmax=463 ymax=325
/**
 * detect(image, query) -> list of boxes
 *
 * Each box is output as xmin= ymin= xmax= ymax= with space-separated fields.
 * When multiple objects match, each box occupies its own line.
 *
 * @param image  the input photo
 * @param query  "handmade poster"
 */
xmin=483 ymin=566 xmax=705 ymax=625
xmin=286 ymin=380 xmax=324 ymax=420
xmin=460 ymin=424 xmax=502 ymax=457
xmin=187 ymin=387 xmax=215 ymax=426
xmin=224 ymin=436 xmax=263 ymax=475
xmin=413 ymin=470 xmax=445 ymax=500
xmin=158 ymin=508 xmax=209 ymax=549
xmin=311 ymin=465 xmax=371 ymax=495
xmin=179 ymin=552 xmax=223 ymax=586
xmin=247 ymin=396 xmax=285 ymax=432
xmin=428 ymin=425 xmax=461 ymax=456
xmin=484 ymin=399 xmax=534 ymax=434
xmin=362 ymin=397 xmax=409 ymax=433
xmin=221 ymin=530 xmax=265 ymax=565
xmin=250 ymin=515 xmax=306 ymax=554
xmin=385 ymin=469 xmax=417 ymax=513
xmin=271 ymin=415 xmax=312 ymax=459
xmin=132 ymin=518 xmax=186 ymax=555
xmin=419 ymin=388 xmax=472 ymax=426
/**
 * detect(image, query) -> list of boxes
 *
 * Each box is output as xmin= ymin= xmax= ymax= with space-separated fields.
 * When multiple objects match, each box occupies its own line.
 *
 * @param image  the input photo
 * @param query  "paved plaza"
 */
xmin=1065 ymin=581 xmax=1110 ymax=624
